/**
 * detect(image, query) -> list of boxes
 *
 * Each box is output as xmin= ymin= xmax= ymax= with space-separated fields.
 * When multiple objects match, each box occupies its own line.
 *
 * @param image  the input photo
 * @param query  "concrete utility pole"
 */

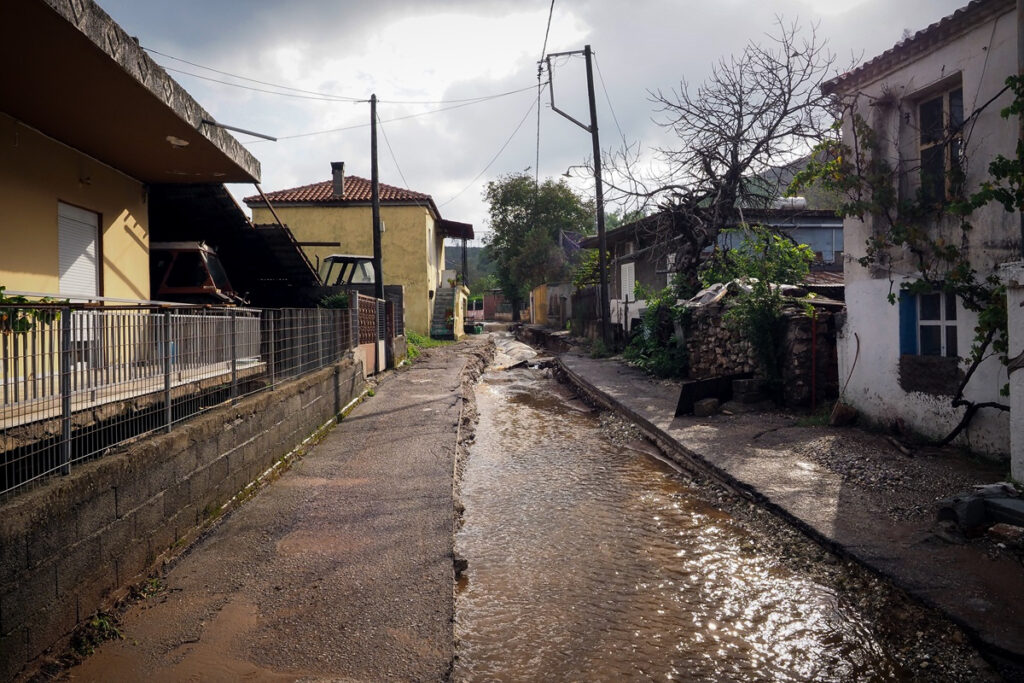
xmin=546 ymin=45 xmax=612 ymax=347
xmin=1018 ymin=0 xmax=1024 ymax=256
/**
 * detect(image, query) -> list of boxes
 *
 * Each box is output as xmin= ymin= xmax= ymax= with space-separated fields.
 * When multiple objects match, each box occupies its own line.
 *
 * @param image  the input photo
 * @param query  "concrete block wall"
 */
xmin=0 ymin=357 xmax=364 ymax=679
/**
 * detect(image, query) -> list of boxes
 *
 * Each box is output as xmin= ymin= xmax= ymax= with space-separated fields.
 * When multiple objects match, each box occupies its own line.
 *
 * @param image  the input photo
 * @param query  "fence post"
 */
xmin=317 ymin=308 xmax=324 ymax=369
xmin=268 ymin=310 xmax=276 ymax=390
xmin=352 ymin=298 xmax=360 ymax=350
xmin=59 ymin=307 xmax=72 ymax=476
xmin=230 ymin=310 xmax=238 ymax=403
xmin=163 ymin=310 xmax=172 ymax=432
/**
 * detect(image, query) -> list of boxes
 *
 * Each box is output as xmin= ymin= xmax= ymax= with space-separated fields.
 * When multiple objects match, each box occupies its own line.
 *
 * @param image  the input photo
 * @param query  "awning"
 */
xmin=439 ymin=219 xmax=475 ymax=240
xmin=0 ymin=0 xmax=260 ymax=184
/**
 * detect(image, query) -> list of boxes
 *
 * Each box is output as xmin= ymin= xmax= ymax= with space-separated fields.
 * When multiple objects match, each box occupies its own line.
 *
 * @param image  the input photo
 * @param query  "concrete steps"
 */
xmin=430 ymin=288 xmax=456 ymax=339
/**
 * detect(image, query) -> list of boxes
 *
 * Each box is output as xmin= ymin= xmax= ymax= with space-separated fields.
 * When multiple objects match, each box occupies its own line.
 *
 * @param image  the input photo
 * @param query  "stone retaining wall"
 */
xmin=685 ymin=304 xmax=839 ymax=406
xmin=0 ymin=356 xmax=364 ymax=679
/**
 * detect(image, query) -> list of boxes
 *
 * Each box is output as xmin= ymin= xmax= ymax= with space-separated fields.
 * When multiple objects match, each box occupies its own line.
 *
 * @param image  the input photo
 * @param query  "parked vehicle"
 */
xmin=150 ymin=241 xmax=246 ymax=304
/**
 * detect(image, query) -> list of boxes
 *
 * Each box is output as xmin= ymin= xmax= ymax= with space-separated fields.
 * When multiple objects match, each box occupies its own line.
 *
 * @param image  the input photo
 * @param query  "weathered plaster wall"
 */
xmin=839 ymin=277 xmax=1009 ymax=454
xmin=251 ymin=204 xmax=440 ymax=334
xmin=0 ymin=114 xmax=149 ymax=300
xmin=0 ymin=357 xmax=364 ymax=679
xmin=836 ymin=5 xmax=1017 ymax=456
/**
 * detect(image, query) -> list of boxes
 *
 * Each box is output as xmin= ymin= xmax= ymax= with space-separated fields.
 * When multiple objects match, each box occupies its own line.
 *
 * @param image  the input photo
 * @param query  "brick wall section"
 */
xmin=0 ymin=356 xmax=364 ymax=679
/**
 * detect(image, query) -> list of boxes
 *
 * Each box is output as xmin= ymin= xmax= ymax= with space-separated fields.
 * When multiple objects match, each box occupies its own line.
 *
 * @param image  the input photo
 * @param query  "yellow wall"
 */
xmin=251 ymin=203 xmax=446 ymax=334
xmin=0 ymin=114 xmax=149 ymax=300
xmin=531 ymin=284 xmax=549 ymax=326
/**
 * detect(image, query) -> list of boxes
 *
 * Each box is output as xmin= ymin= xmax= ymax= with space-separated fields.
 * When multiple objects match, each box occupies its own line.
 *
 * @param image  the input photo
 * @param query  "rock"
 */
xmin=453 ymin=553 xmax=469 ymax=577
xmin=693 ymin=398 xmax=720 ymax=417
xmin=987 ymin=522 xmax=1024 ymax=546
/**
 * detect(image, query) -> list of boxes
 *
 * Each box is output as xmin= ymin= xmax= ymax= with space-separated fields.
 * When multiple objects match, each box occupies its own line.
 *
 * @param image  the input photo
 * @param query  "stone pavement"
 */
xmin=68 ymin=340 xmax=488 ymax=682
xmin=557 ymin=350 xmax=1024 ymax=675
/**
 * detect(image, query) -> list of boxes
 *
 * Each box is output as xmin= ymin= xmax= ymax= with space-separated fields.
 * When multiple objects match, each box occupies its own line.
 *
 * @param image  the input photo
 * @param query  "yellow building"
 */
xmin=245 ymin=163 xmax=473 ymax=335
xmin=0 ymin=0 xmax=260 ymax=302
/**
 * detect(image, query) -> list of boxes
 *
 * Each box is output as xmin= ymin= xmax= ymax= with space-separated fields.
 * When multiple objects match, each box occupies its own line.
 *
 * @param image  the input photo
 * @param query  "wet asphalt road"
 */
xmin=72 ymin=342 xmax=484 ymax=681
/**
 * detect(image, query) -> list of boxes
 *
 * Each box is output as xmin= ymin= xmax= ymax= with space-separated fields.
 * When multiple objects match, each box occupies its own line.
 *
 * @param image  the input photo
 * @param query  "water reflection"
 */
xmin=455 ymin=366 xmax=905 ymax=681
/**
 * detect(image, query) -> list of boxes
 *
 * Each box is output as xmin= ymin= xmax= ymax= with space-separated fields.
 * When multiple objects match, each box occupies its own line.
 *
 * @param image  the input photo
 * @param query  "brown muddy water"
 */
xmin=454 ymin=363 xmax=910 ymax=682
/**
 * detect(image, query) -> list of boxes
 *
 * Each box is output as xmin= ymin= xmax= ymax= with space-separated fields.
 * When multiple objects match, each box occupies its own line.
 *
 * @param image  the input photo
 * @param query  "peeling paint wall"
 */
xmin=834 ymin=5 xmax=1016 ymax=456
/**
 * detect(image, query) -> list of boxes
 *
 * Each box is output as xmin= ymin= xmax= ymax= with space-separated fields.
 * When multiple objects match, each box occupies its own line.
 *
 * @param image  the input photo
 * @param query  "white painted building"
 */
xmin=824 ymin=0 xmax=1020 ymax=462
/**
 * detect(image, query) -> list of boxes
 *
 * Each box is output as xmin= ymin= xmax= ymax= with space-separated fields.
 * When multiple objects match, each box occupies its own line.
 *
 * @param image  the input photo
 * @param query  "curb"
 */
xmin=555 ymin=355 xmax=1024 ymax=672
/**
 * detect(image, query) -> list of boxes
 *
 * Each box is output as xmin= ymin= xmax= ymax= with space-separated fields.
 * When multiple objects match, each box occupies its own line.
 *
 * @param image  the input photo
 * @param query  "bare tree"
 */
xmin=605 ymin=19 xmax=837 ymax=287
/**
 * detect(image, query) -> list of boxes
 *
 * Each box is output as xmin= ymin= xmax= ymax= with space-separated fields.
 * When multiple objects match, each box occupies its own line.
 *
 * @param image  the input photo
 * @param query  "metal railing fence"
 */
xmin=1 ymin=303 xmax=360 ymax=498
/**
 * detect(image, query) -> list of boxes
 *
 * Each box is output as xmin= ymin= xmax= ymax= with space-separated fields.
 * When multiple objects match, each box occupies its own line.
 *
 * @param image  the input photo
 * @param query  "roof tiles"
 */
xmin=823 ymin=0 xmax=1014 ymax=94
xmin=244 ymin=176 xmax=433 ymax=206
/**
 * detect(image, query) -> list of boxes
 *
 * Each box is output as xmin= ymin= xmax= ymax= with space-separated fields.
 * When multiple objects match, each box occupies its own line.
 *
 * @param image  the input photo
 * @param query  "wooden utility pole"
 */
xmin=371 ymin=94 xmax=384 ymax=300
xmin=1018 ymin=0 xmax=1024 ymax=255
xmin=546 ymin=45 xmax=612 ymax=346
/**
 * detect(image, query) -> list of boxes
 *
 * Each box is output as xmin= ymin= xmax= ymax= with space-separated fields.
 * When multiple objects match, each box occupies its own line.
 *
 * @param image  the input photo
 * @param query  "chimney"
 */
xmin=331 ymin=162 xmax=345 ymax=198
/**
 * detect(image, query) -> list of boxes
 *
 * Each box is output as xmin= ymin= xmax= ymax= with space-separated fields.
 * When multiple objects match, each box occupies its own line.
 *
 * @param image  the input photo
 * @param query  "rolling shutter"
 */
xmin=58 ymin=202 xmax=99 ymax=298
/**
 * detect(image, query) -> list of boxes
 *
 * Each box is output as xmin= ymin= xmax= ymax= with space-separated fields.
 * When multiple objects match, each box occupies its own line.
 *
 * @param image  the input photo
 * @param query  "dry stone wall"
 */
xmin=684 ymin=302 xmax=839 ymax=407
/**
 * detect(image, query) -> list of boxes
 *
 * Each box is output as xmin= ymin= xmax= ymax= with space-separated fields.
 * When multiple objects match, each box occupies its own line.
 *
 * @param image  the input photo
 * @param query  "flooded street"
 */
xmin=454 ymin=338 xmax=948 ymax=681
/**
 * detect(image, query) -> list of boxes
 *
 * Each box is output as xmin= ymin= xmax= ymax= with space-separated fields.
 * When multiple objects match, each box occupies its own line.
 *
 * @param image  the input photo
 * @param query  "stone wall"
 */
xmin=0 ymin=356 xmax=364 ymax=679
xmin=685 ymin=303 xmax=839 ymax=407
xmin=686 ymin=304 xmax=758 ymax=378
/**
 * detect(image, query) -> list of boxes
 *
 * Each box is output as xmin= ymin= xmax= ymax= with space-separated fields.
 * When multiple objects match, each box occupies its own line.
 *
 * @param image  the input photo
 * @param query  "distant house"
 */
xmin=823 ymin=0 xmax=1018 ymax=456
xmin=245 ymin=163 xmax=473 ymax=336
xmin=579 ymin=208 xmax=842 ymax=334
xmin=0 ymin=0 xmax=260 ymax=302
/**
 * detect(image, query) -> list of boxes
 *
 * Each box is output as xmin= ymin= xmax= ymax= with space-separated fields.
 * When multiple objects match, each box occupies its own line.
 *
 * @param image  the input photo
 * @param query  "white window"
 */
xmin=58 ymin=202 xmax=99 ymax=298
xmin=620 ymin=262 xmax=635 ymax=300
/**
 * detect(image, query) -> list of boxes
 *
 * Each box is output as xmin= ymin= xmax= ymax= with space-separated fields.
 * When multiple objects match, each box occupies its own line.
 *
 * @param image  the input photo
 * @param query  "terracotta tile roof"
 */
xmin=823 ymin=0 xmax=1014 ymax=95
xmin=243 ymin=176 xmax=435 ymax=209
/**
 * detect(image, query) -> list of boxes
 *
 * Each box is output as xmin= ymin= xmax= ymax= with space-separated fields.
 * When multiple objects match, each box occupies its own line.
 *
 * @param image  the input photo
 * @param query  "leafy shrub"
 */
xmin=319 ymin=292 xmax=350 ymax=309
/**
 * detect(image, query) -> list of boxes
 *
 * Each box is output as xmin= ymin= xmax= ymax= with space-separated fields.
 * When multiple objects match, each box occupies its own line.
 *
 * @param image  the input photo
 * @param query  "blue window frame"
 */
xmin=899 ymin=290 xmax=958 ymax=357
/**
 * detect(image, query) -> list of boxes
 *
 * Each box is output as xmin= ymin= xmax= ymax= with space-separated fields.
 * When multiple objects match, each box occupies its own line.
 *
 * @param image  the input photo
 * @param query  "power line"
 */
xmin=593 ymin=54 xmax=627 ymax=147
xmin=246 ymin=85 xmax=545 ymax=143
xmin=144 ymin=46 xmax=363 ymax=101
xmin=439 ymin=88 xmax=542 ymax=208
xmin=160 ymin=65 xmax=365 ymax=102
xmin=146 ymin=45 xmax=537 ymax=105
xmin=536 ymin=0 xmax=556 ymax=186
xmin=376 ymin=111 xmax=410 ymax=190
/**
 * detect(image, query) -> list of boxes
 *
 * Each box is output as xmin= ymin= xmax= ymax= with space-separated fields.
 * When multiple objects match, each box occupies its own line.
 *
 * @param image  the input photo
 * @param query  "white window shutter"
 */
xmin=58 ymin=202 xmax=99 ymax=298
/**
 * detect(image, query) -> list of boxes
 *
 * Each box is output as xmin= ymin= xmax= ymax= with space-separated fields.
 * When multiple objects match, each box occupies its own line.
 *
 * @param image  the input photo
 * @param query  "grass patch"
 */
xmin=795 ymin=403 xmax=833 ymax=427
xmin=406 ymin=331 xmax=452 ymax=360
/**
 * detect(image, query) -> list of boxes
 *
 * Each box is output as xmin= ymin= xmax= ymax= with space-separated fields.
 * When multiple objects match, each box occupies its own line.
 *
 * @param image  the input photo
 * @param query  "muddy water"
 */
xmin=455 ymin=361 xmax=907 ymax=682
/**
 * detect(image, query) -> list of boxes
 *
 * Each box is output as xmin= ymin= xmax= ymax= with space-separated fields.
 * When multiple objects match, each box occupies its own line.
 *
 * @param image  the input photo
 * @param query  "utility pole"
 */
xmin=370 ymin=94 xmax=383 ymax=373
xmin=546 ymin=45 xmax=611 ymax=346
xmin=1018 ymin=0 xmax=1024 ymax=256
xmin=371 ymin=94 xmax=384 ymax=300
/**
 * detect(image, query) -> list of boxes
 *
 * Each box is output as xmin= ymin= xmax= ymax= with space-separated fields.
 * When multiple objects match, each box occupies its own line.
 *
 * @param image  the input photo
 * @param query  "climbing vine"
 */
xmin=0 ymin=286 xmax=62 ymax=334
xmin=791 ymin=75 xmax=1024 ymax=444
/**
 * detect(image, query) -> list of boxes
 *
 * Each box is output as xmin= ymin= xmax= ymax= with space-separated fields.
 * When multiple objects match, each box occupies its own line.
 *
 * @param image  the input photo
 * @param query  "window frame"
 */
xmin=899 ymin=290 xmax=958 ymax=358
xmin=916 ymin=84 xmax=964 ymax=205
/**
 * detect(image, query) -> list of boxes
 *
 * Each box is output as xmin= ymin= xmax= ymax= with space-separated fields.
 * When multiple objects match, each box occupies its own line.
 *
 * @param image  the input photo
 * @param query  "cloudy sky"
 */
xmin=100 ymin=0 xmax=967 ymax=242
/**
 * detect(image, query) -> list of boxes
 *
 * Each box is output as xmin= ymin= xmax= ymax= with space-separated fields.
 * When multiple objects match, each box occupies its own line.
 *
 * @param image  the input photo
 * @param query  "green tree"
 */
xmin=483 ymin=173 xmax=594 ymax=317
xmin=698 ymin=225 xmax=815 ymax=396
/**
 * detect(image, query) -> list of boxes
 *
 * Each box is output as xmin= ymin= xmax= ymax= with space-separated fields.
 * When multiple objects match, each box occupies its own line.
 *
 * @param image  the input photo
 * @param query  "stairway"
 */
xmin=429 ymin=287 xmax=456 ymax=339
